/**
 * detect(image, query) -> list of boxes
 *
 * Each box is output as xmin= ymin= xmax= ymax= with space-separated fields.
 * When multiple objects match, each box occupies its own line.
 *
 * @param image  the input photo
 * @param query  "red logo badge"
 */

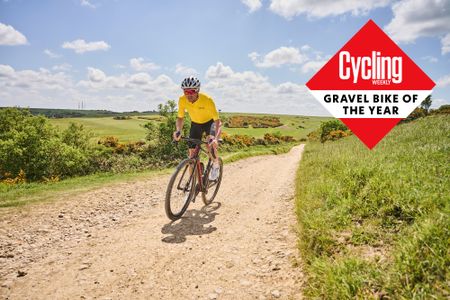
xmin=306 ymin=20 xmax=435 ymax=149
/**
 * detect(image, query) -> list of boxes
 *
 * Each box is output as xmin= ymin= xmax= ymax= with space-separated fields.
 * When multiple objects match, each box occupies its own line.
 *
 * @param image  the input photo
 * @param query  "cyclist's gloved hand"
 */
xmin=173 ymin=130 xmax=181 ymax=141
xmin=208 ymin=137 xmax=218 ymax=146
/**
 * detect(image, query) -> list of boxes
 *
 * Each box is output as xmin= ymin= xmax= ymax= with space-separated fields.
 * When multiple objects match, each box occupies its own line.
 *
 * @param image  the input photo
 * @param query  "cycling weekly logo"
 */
xmin=306 ymin=19 xmax=435 ymax=149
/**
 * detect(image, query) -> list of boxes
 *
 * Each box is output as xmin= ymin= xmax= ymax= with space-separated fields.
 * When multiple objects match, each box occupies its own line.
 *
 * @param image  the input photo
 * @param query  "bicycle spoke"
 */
xmin=201 ymin=158 xmax=223 ymax=205
xmin=165 ymin=159 xmax=196 ymax=220
xmin=208 ymin=180 xmax=218 ymax=188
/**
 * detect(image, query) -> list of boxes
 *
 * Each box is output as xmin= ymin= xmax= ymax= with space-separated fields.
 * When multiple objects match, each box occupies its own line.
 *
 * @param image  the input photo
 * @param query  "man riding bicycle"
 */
xmin=172 ymin=76 xmax=222 ymax=180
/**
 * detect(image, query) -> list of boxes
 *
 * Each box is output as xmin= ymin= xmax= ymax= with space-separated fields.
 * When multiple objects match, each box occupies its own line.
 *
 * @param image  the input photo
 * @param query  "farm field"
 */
xmin=49 ymin=115 xmax=163 ymax=142
xmin=49 ymin=113 xmax=333 ymax=142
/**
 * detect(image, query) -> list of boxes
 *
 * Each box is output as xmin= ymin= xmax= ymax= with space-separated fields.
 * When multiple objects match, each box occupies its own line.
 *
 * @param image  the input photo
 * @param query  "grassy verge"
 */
xmin=1 ymin=143 xmax=298 ymax=209
xmin=0 ymin=169 xmax=171 ymax=209
xmin=222 ymin=143 xmax=297 ymax=163
xmin=295 ymin=115 xmax=449 ymax=299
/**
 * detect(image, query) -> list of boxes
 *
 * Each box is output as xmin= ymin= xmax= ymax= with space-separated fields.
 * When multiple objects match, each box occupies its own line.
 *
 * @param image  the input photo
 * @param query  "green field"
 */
xmin=221 ymin=113 xmax=332 ymax=139
xmin=50 ymin=115 xmax=163 ymax=142
xmin=295 ymin=115 xmax=449 ymax=299
xmin=49 ymin=113 xmax=332 ymax=142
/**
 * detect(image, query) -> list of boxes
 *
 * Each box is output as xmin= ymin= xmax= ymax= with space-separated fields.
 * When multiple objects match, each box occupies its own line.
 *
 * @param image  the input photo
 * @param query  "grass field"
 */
xmin=49 ymin=113 xmax=332 ymax=142
xmin=50 ymin=115 xmax=163 ymax=142
xmin=221 ymin=113 xmax=332 ymax=139
xmin=295 ymin=115 xmax=449 ymax=299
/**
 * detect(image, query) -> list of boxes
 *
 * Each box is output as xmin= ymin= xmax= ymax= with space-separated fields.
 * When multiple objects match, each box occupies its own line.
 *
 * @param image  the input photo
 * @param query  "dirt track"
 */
xmin=0 ymin=145 xmax=305 ymax=300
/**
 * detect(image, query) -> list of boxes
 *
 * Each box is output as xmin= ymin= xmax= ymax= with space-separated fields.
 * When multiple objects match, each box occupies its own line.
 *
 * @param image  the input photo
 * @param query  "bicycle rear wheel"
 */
xmin=202 ymin=158 xmax=223 ymax=205
xmin=165 ymin=158 xmax=197 ymax=220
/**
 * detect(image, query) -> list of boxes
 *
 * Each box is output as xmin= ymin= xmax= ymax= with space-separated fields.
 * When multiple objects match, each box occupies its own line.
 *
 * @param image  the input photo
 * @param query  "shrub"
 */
xmin=224 ymin=115 xmax=283 ymax=128
xmin=62 ymin=123 xmax=92 ymax=150
xmin=0 ymin=108 xmax=92 ymax=180
xmin=263 ymin=133 xmax=281 ymax=144
xmin=98 ymin=136 xmax=119 ymax=148
xmin=113 ymin=115 xmax=132 ymax=120
xmin=307 ymin=129 xmax=320 ymax=141
xmin=430 ymin=104 xmax=450 ymax=115
xmin=402 ymin=107 xmax=428 ymax=123
xmin=319 ymin=120 xmax=349 ymax=143
xmin=144 ymin=100 xmax=190 ymax=165
xmin=1 ymin=169 xmax=26 ymax=185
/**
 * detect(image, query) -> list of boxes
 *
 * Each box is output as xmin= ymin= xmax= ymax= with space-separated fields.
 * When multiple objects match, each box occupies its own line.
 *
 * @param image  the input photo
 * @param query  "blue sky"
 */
xmin=1 ymin=0 xmax=449 ymax=115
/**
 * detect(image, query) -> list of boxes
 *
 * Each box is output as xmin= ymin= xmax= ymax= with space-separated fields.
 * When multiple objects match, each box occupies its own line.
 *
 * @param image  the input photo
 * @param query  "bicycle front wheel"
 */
xmin=202 ymin=158 xmax=223 ymax=205
xmin=165 ymin=158 xmax=197 ymax=221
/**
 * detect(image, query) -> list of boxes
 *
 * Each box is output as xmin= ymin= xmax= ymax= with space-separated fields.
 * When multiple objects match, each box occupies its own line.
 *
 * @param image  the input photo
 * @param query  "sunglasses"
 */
xmin=183 ymin=89 xmax=198 ymax=95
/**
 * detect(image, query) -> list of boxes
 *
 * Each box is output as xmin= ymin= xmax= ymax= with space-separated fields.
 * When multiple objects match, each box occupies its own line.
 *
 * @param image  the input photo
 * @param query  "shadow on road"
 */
xmin=161 ymin=202 xmax=221 ymax=244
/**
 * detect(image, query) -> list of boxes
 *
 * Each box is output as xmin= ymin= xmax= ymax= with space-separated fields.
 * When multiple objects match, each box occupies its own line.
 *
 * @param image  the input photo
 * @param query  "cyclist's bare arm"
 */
xmin=173 ymin=117 xmax=184 ymax=141
xmin=213 ymin=119 xmax=222 ymax=140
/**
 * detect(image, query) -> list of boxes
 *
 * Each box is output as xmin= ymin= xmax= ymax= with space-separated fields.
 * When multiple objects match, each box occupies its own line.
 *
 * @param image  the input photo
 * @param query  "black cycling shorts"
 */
xmin=189 ymin=119 xmax=216 ymax=149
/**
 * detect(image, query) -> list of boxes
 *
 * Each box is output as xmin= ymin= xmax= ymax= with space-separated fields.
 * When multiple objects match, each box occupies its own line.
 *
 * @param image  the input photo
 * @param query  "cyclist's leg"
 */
xmin=205 ymin=121 xmax=219 ymax=164
xmin=188 ymin=122 xmax=202 ymax=158
xmin=188 ymin=123 xmax=202 ymax=176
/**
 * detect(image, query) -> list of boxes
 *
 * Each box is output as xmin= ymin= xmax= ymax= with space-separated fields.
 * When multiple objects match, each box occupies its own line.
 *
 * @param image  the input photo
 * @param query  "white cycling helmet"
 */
xmin=181 ymin=76 xmax=201 ymax=90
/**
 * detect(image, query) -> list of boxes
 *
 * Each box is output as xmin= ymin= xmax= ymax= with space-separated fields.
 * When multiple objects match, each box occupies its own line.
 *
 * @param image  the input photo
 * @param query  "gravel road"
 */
xmin=0 ymin=144 xmax=305 ymax=300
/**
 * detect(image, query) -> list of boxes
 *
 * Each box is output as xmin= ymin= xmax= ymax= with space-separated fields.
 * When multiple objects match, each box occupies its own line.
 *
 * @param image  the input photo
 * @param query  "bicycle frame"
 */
xmin=175 ymin=136 xmax=220 ymax=195
xmin=190 ymin=143 xmax=211 ymax=192
xmin=166 ymin=137 xmax=223 ymax=220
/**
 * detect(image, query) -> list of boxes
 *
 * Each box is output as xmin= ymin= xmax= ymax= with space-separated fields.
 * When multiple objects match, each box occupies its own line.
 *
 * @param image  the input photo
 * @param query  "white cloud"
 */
xmin=80 ymin=0 xmax=96 ymax=8
xmin=130 ymin=57 xmax=160 ymax=72
xmin=301 ymin=44 xmax=312 ymax=51
xmin=0 ymin=64 xmax=15 ymax=78
xmin=0 ymin=62 xmax=329 ymax=115
xmin=249 ymin=45 xmax=330 ymax=73
xmin=301 ymin=59 xmax=327 ymax=73
xmin=62 ymin=39 xmax=110 ymax=54
xmin=241 ymin=0 xmax=262 ymax=12
xmin=269 ymin=0 xmax=390 ymax=20
xmin=87 ymin=67 xmax=106 ymax=82
xmin=205 ymin=62 xmax=234 ymax=79
xmin=437 ymin=74 xmax=450 ymax=87
xmin=431 ymin=98 xmax=450 ymax=108
xmin=0 ymin=64 xmax=73 ymax=92
xmin=128 ymin=72 xmax=151 ymax=85
xmin=52 ymin=63 xmax=72 ymax=71
xmin=44 ymin=49 xmax=61 ymax=58
xmin=175 ymin=63 xmax=198 ymax=76
xmin=249 ymin=46 xmax=307 ymax=68
xmin=0 ymin=22 xmax=28 ymax=46
xmin=204 ymin=62 xmax=327 ymax=115
xmin=276 ymin=82 xmax=304 ymax=94
xmin=0 ymin=64 xmax=182 ymax=112
xmin=385 ymin=0 xmax=450 ymax=43
xmin=442 ymin=33 xmax=450 ymax=55
xmin=421 ymin=56 xmax=438 ymax=63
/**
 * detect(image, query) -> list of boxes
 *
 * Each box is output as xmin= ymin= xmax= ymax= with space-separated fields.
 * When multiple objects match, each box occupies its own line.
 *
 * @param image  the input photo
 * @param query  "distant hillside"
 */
xmin=0 ymin=107 xmax=158 ymax=119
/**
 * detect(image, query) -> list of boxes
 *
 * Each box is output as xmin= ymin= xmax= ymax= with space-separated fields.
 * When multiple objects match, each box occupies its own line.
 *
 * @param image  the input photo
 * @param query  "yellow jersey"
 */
xmin=177 ymin=93 xmax=219 ymax=124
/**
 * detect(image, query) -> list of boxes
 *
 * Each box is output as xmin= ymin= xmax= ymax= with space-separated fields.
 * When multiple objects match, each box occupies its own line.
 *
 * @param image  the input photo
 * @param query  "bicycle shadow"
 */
xmin=161 ymin=202 xmax=221 ymax=244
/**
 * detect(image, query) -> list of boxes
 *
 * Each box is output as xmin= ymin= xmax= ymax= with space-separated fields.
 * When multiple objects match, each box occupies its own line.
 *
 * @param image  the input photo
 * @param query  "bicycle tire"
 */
xmin=202 ymin=157 xmax=223 ymax=205
xmin=165 ymin=158 xmax=196 ymax=221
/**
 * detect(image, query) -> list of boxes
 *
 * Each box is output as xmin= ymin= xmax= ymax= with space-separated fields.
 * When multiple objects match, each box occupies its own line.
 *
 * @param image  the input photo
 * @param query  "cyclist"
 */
xmin=173 ymin=76 xmax=222 ymax=180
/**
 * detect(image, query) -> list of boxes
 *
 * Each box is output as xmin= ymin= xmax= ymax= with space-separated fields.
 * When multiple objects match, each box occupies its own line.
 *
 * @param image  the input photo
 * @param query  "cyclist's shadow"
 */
xmin=161 ymin=202 xmax=221 ymax=244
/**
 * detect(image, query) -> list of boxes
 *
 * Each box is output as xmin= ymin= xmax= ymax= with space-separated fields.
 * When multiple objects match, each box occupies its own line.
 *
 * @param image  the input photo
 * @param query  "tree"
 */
xmin=144 ymin=100 xmax=191 ymax=164
xmin=420 ymin=95 xmax=432 ymax=113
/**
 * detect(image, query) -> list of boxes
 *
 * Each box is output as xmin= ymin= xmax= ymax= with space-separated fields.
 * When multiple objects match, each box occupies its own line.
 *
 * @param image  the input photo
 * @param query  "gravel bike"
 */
xmin=165 ymin=137 xmax=223 ymax=221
